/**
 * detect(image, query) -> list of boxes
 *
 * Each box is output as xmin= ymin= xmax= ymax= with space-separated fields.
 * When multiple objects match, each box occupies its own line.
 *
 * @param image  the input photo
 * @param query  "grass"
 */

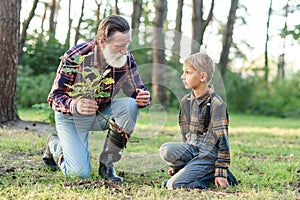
xmin=0 ymin=108 xmax=299 ymax=199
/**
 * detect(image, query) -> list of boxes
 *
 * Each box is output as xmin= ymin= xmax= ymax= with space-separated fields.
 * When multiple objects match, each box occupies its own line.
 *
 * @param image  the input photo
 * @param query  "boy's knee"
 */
xmin=166 ymin=179 xmax=183 ymax=190
xmin=159 ymin=143 xmax=172 ymax=161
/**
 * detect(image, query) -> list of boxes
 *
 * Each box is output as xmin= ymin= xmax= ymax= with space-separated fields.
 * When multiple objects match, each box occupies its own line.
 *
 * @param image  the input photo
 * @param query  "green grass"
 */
xmin=1 ymin=109 xmax=299 ymax=199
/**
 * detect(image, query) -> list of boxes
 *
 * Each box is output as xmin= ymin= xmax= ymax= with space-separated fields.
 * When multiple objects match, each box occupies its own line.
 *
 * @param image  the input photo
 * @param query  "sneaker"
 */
xmin=99 ymin=163 xmax=123 ymax=182
xmin=42 ymin=134 xmax=59 ymax=170
xmin=162 ymin=180 xmax=168 ymax=188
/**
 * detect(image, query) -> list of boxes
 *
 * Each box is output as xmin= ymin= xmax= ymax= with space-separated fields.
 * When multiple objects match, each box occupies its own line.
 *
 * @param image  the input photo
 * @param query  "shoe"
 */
xmin=99 ymin=163 xmax=123 ymax=182
xmin=42 ymin=134 xmax=59 ymax=170
xmin=227 ymin=169 xmax=238 ymax=186
xmin=162 ymin=180 xmax=168 ymax=188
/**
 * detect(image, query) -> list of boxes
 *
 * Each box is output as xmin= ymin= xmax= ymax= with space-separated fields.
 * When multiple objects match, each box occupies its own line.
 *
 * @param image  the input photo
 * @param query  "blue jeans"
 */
xmin=55 ymin=97 xmax=139 ymax=178
xmin=159 ymin=142 xmax=216 ymax=189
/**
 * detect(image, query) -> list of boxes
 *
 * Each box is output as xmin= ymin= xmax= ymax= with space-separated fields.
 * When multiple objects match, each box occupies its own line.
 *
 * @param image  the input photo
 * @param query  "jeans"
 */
xmin=159 ymin=142 xmax=216 ymax=189
xmin=55 ymin=97 xmax=139 ymax=178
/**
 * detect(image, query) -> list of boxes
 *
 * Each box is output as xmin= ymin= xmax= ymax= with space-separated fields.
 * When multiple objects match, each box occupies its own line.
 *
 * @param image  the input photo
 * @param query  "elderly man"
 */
xmin=42 ymin=15 xmax=151 ymax=182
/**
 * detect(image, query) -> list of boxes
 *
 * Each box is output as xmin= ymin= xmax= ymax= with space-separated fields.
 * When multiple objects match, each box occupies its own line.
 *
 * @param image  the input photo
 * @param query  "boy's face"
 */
xmin=181 ymin=63 xmax=206 ymax=90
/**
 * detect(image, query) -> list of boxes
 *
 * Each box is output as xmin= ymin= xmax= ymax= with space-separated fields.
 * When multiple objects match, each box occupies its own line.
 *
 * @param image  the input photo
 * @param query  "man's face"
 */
xmin=100 ymin=31 xmax=131 ymax=68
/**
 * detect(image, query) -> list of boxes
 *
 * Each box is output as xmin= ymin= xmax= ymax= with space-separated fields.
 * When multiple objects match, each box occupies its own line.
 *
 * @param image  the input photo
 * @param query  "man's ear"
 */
xmin=97 ymin=37 xmax=105 ymax=45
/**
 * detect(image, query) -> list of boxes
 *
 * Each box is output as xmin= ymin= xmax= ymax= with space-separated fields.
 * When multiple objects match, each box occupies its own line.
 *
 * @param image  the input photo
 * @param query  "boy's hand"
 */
xmin=168 ymin=168 xmax=176 ymax=176
xmin=215 ymin=177 xmax=229 ymax=188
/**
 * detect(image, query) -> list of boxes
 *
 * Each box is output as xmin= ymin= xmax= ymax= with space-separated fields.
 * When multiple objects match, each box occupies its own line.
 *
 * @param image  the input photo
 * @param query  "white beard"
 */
xmin=103 ymin=45 xmax=127 ymax=68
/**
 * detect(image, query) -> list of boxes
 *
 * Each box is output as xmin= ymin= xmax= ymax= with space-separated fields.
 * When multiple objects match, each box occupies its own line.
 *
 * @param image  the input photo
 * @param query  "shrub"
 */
xmin=17 ymin=67 xmax=55 ymax=108
xmin=224 ymin=71 xmax=254 ymax=113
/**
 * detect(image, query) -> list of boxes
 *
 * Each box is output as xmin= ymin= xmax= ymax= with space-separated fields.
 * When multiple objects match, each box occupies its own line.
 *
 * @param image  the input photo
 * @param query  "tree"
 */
xmin=65 ymin=0 xmax=72 ymax=48
xmin=0 ymin=0 xmax=21 ymax=123
xmin=74 ymin=0 xmax=86 ymax=45
xmin=218 ymin=0 xmax=239 ymax=78
xmin=170 ymin=0 xmax=184 ymax=64
xmin=152 ymin=0 xmax=167 ymax=109
xmin=19 ymin=0 xmax=38 ymax=65
xmin=264 ymin=0 xmax=273 ymax=83
xmin=191 ymin=0 xmax=214 ymax=53
xmin=131 ymin=0 xmax=143 ymax=30
xmin=49 ymin=0 xmax=57 ymax=34
xmin=113 ymin=0 xmax=119 ymax=15
xmin=94 ymin=0 xmax=102 ymax=26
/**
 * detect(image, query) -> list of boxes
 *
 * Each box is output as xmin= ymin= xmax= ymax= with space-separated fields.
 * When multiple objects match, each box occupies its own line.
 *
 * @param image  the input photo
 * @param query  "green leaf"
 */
xmin=95 ymin=91 xmax=111 ymax=98
xmin=102 ymin=69 xmax=111 ymax=77
xmin=62 ymin=68 xmax=79 ymax=74
xmin=88 ymin=67 xmax=101 ymax=77
xmin=101 ymin=78 xmax=115 ymax=85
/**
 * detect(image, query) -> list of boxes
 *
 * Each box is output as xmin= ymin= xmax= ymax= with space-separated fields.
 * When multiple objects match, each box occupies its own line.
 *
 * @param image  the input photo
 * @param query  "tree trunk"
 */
xmin=40 ymin=3 xmax=48 ymax=32
xmin=0 ymin=0 xmax=20 ymax=124
xmin=113 ymin=0 xmax=119 ymax=15
xmin=218 ymin=0 xmax=239 ymax=78
xmin=74 ymin=0 xmax=85 ymax=45
xmin=94 ymin=0 xmax=102 ymax=26
xmin=264 ymin=0 xmax=273 ymax=83
xmin=152 ymin=0 xmax=167 ymax=109
xmin=277 ymin=1 xmax=289 ymax=80
xmin=131 ymin=0 xmax=142 ymax=47
xmin=171 ymin=0 xmax=183 ymax=64
xmin=65 ymin=0 xmax=72 ymax=48
xmin=191 ymin=0 xmax=214 ymax=53
xmin=49 ymin=0 xmax=56 ymax=34
xmin=131 ymin=0 xmax=142 ymax=29
xmin=18 ymin=0 xmax=39 ymax=65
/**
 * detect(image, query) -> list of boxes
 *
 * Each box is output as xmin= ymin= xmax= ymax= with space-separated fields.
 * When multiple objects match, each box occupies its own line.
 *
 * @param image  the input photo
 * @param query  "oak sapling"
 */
xmin=60 ymin=53 xmax=115 ymax=100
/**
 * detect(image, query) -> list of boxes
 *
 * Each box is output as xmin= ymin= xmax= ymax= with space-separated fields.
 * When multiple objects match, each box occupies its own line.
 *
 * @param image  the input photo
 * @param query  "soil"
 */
xmin=1 ymin=119 xmax=55 ymax=133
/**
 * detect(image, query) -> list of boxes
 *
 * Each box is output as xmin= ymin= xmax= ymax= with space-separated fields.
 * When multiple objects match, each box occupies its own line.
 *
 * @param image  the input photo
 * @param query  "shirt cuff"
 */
xmin=214 ymin=167 xmax=227 ymax=178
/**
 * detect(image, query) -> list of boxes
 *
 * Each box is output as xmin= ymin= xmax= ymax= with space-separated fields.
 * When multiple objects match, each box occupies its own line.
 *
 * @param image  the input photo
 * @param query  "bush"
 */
xmin=224 ymin=71 xmax=300 ymax=118
xmin=224 ymin=71 xmax=254 ymax=113
xmin=17 ymin=67 xmax=55 ymax=108
xmin=249 ymin=75 xmax=300 ymax=118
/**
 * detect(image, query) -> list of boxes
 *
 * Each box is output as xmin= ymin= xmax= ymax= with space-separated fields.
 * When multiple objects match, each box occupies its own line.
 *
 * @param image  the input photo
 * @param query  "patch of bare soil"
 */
xmin=1 ymin=120 xmax=55 ymax=133
xmin=63 ymin=179 xmax=122 ymax=191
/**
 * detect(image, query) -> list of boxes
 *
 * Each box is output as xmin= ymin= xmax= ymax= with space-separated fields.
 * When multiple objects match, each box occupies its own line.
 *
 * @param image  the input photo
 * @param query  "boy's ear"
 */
xmin=200 ymin=72 xmax=207 ymax=82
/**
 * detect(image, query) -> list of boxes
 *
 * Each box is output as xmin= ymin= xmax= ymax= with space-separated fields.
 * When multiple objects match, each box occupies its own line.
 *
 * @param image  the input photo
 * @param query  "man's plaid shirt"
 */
xmin=179 ymin=86 xmax=231 ymax=178
xmin=48 ymin=40 xmax=148 ymax=115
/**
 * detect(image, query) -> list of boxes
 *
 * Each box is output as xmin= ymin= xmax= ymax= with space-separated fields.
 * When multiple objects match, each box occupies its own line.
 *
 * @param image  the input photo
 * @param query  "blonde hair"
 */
xmin=184 ymin=52 xmax=215 ymax=83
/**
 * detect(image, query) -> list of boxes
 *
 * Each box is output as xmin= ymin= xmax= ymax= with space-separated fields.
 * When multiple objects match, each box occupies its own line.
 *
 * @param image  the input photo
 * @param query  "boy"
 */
xmin=159 ymin=52 xmax=237 ymax=189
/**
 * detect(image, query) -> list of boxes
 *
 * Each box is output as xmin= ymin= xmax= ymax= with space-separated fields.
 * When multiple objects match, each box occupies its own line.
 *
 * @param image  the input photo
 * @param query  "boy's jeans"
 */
xmin=55 ymin=97 xmax=139 ymax=178
xmin=159 ymin=142 xmax=216 ymax=189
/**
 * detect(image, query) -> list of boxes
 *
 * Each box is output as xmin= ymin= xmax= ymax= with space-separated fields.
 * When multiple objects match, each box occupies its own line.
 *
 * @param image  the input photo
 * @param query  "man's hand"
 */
xmin=76 ymin=98 xmax=98 ymax=115
xmin=136 ymin=89 xmax=150 ymax=107
xmin=215 ymin=177 xmax=229 ymax=188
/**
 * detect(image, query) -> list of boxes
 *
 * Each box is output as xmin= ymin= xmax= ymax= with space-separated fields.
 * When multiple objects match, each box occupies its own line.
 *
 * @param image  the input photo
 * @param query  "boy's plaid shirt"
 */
xmin=179 ymin=86 xmax=231 ymax=178
xmin=48 ymin=40 xmax=148 ymax=115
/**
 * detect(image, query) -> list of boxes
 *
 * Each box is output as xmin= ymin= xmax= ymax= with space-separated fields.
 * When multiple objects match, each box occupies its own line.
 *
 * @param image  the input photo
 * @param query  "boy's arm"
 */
xmin=179 ymin=102 xmax=189 ymax=143
xmin=212 ymin=103 xmax=230 ymax=178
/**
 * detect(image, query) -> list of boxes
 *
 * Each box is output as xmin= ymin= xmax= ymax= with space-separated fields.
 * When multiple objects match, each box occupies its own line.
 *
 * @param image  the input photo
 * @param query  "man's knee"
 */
xmin=64 ymin=163 xmax=90 ymax=178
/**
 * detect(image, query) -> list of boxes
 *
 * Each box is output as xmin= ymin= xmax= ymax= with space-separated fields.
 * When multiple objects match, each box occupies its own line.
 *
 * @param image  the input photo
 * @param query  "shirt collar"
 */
xmin=190 ymin=85 xmax=214 ymax=105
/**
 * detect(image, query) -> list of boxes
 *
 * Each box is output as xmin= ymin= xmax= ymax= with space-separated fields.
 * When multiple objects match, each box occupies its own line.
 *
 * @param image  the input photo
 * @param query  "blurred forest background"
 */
xmin=1 ymin=0 xmax=300 ymax=124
